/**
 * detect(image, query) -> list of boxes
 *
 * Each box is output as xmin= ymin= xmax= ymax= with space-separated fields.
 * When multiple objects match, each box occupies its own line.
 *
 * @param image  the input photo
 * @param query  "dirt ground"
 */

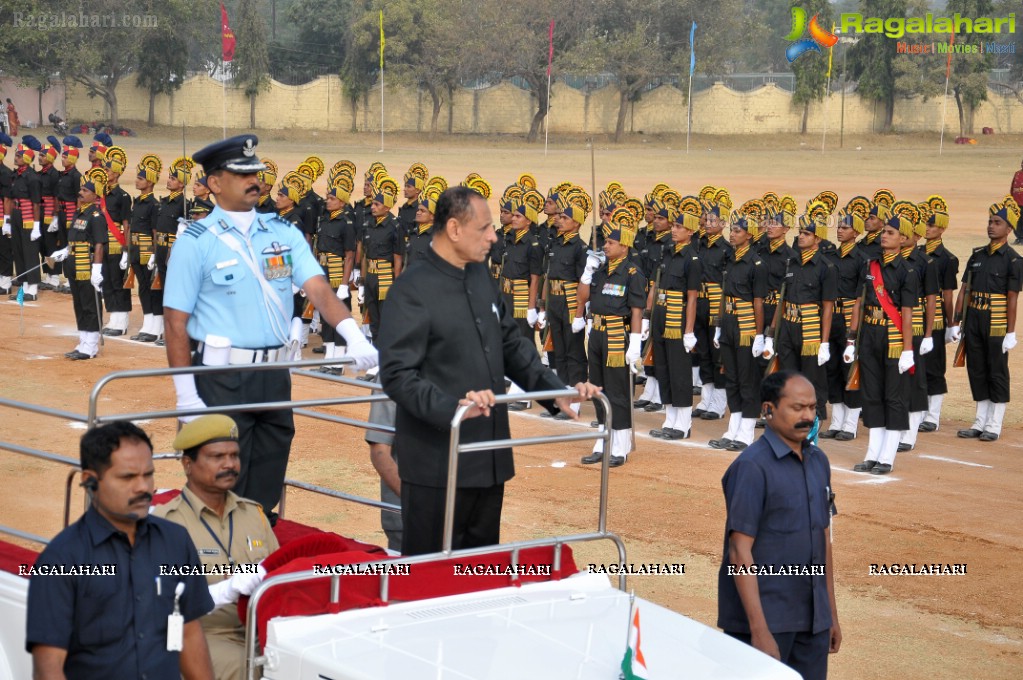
xmin=2 ymin=128 xmax=1022 ymax=678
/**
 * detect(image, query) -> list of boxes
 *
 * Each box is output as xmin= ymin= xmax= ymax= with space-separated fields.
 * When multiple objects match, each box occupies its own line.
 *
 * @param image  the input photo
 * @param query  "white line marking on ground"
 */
xmin=832 ymin=467 xmax=901 ymax=483
xmin=917 ymin=454 xmax=993 ymax=469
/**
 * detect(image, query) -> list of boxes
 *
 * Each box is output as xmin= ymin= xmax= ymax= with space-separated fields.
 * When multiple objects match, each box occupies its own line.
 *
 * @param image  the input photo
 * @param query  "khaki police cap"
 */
xmin=172 ymin=415 xmax=239 ymax=451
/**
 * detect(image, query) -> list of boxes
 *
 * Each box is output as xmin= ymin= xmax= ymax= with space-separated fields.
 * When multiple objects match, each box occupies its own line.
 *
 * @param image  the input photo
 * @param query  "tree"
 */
xmin=271 ymin=0 xmax=351 ymax=85
xmin=231 ymin=0 xmax=271 ymax=128
xmin=136 ymin=0 xmax=209 ymax=126
xmin=789 ymin=0 xmax=835 ymax=134
xmin=944 ymin=0 xmax=995 ymax=137
xmin=848 ymin=0 xmax=908 ymax=132
xmin=340 ymin=0 xmax=388 ymax=132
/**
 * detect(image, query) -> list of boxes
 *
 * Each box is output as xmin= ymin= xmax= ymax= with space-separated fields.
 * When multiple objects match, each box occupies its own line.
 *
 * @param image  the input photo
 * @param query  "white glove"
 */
xmin=46 ymin=219 xmax=58 ymax=233
xmin=584 ymin=250 xmax=604 ymax=271
xmin=586 ymin=318 xmax=593 ymax=335
xmin=572 ymin=316 xmax=585 ymax=333
xmin=946 ymin=326 xmax=960 ymax=344
xmin=817 ymin=343 xmax=831 ymax=366
xmin=526 ymin=308 xmax=538 ymax=326
xmin=626 ymin=332 xmax=642 ymax=371
xmin=751 ymin=334 xmax=765 ymax=357
xmin=919 ymin=336 xmax=934 ymax=355
xmin=336 ymin=285 xmax=350 ymax=301
xmin=208 ymin=564 xmax=267 ymax=608
xmin=119 ymin=251 xmax=128 ymax=270
xmin=762 ymin=336 xmax=775 ymax=360
xmin=537 ymin=310 xmax=547 ymax=330
xmin=1003 ymin=332 xmax=1017 ymax=353
xmin=712 ymin=326 xmax=721 ymax=349
xmin=1 ymin=215 xmax=9 ymax=236
xmin=357 ymin=285 xmax=365 ymax=306
xmin=898 ymin=350 xmax=915 ymax=374
xmin=337 ymin=317 xmax=379 ymax=371
xmin=580 ymin=269 xmax=593 ymax=286
xmin=842 ymin=344 xmax=856 ymax=364
xmin=684 ymin=332 xmax=698 ymax=352
xmin=49 ymin=247 xmax=69 ymax=263
xmin=30 ymin=222 xmax=41 ymax=241
xmin=285 ymin=317 xmax=304 ymax=361
xmin=90 ymin=263 xmax=103 ymax=291
xmin=351 ymin=267 xmax=361 ymax=285
xmin=172 ymin=374 xmax=207 ymax=423
xmin=147 ymin=254 xmax=157 ymax=271
xmin=640 ymin=318 xmax=650 ymax=342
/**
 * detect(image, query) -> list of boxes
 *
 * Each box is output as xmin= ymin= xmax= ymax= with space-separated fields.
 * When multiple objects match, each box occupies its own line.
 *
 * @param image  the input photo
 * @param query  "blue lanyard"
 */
xmin=181 ymin=491 xmax=234 ymax=566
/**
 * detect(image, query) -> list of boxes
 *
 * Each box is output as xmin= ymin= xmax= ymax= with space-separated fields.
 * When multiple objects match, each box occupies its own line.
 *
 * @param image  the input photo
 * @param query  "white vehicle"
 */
xmin=0 ymin=365 xmax=799 ymax=680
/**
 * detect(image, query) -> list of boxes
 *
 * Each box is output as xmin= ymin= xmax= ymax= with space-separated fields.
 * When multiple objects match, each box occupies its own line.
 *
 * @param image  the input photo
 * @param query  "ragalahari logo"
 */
xmin=785 ymin=7 xmax=838 ymax=62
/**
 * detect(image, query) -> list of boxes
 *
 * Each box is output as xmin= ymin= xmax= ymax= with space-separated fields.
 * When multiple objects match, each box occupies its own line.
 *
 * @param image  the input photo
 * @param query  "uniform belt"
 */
xmin=764 ymin=290 xmax=780 ymax=305
xmin=723 ymin=295 xmax=751 ymax=314
xmin=197 ymin=342 xmax=284 ymax=364
xmin=656 ymin=291 xmax=668 ymax=306
xmin=549 ymin=279 xmax=568 ymax=294
xmin=863 ymin=305 xmax=887 ymax=325
xmin=783 ymin=300 xmax=819 ymax=321
xmin=500 ymin=276 xmax=525 ymax=294
xmin=155 ymin=232 xmax=173 ymax=246
xmin=591 ymin=314 xmax=627 ymax=331
xmin=366 ymin=259 xmax=391 ymax=274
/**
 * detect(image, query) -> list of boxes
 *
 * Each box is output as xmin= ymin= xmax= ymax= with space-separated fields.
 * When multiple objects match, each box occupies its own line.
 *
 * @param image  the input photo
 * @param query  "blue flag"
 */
xmin=689 ymin=22 xmax=697 ymax=75
xmin=16 ymin=286 xmax=24 ymax=306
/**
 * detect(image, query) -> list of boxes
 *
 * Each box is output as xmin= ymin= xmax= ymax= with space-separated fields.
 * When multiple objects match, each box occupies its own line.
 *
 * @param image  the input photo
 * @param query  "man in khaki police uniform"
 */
xmin=153 ymin=415 xmax=279 ymax=680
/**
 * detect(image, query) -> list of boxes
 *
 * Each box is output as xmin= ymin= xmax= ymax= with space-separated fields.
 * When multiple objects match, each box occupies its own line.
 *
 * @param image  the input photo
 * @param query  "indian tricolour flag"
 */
xmin=620 ymin=606 xmax=649 ymax=679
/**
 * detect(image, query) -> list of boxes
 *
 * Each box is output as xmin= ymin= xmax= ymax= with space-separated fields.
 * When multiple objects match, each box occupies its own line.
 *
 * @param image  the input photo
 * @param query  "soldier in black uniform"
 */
xmin=634 ymin=193 xmax=676 ymax=413
xmin=129 ymin=154 xmax=161 ymax=342
xmin=316 ymin=172 xmax=358 ymax=372
xmin=895 ymin=201 xmax=939 ymax=453
xmin=53 ymin=137 xmax=83 ymax=294
xmin=188 ymin=171 xmax=215 ymax=220
xmin=8 ymin=135 xmax=42 ymax=301
xmin=296 ymin=162 xmax=324 ymax=239
xmin=859 ymin=189 xmax=893 ymax=261
xmin=405 ymin=184 xmax=441 ymax=266
xmin=255 ymin=158 xmax=278 ymax=214
xmin=917 ymin=196 xmax=959 ymax=433
xmin=146 ymin=155 xmax=191 ymax=344
xmin=580 ymin=207 xmax=647 ymax=468
xmin=100 ymin=146 xmax=133 ymax=335
xmin=766 ymin=201 xmax=838 ymax=422
xmin=398 ymin=162 xmax=427 ymax=239
xmin=952 ymin=197 xmax=1023 ymax=442
xmin=501 ymin=189 xmax=544 ymax=343
xmin=37 ymin=136 xmax=63 ymax=291
xmin=693 ymin=193 xmax=733 ymax=420
xmin=358 ymin=175 xmax=402 ymax=342
xmin=709 ymin=211 xmax=769 ymax=452
xmin=847 ymin=212 xmax=919 ymax=475
xmin=488 ymin=185 xmax=519 ymax=280
xmin=0 ymin=133 xmax=14 ymax=294
xmin=649 ymin=197 xmax=703 ymax=440
xmin=820 ymin=207 xmax=866 ymax=441
xmin=541 ymin=189 xmax=590 ymax=417
xmin=49 ymin=168 xmax=108 ymax=359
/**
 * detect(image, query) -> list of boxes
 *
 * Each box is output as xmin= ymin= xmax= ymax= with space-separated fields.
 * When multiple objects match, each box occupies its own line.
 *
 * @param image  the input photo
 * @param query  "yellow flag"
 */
xmin=379 ymin=10 xmax=385 ymax=69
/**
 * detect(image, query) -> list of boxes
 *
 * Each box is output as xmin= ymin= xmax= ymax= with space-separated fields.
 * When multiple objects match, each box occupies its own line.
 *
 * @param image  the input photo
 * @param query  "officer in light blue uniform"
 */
xmin=164 ymin=134 xmax=377 ymax=520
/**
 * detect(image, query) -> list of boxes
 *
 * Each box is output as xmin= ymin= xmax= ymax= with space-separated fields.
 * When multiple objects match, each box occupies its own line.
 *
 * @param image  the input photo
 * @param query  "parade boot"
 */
xmin=319 ymin=342 xmax=336 ymax=373
xmin=642 ymin=380 xmax=662 ymax=411
xmin=729 ymin=418 xmax=756 ymax=450
xmin=650 ymin=406 xmax=676 ymax=438
xmin=70 ymin=332 xmax=100 ymax=360
xmin=300 ymin=320 xmax=311 ymax=348
xmin=506 ymin=379 xmax=530 ymax=411
xmin=958 ymin=400 xmax=990 ymax=438
xmin=581 ymin=425 xmax=606 ymax=464
xmin=609 ymin=428 xmax=633 ymax=467
xmin=131 ymin=314 xmax=154 ymax=341
xmin=921 ymin=393 xmax=944 ymax=431
xmin=24 ymin=283 xmax=38 ymax=300
xmin=981 ymin=402 xmax=1006 ymax=441
xmin=822 ymin=403 xmax=846 ymax=438
xmin=151 ymin=315 xmax=165 ymax=345
xmin=899 ymin=412 xmax=925 ymax=451
xmin=65 ymin=331 xmax=87 ymax=358
xmin=710 ymin=385 xmax=728 ymax=417
xmin=710 ymin=413 xmax=742 ymax=449
xmin=853 ymin=427 xmax=885 ymax=472
xmin=103 ymin=311 xmax=129 ymax=336
xmin=670 ymin=406 xmax=693 ymax=439
xmin=635 ymin=377 xmax=657 ymax=408
xmin=871 ymin=429 xmax=901 ymax=474
xmin=0 ymin=275 xmax=11 ymax=295
xmin=840 ymin=408 xmax=861 ymax=440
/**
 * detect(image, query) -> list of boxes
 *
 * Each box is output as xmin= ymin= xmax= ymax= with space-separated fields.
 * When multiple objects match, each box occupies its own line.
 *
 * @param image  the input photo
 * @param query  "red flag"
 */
xmin=221 ymin=2 xmax=236 ymax=63
xmin=547 ymin=20 xmax=555 ymax=77
xmin=945 ymin=32 xmax=954 ymax=79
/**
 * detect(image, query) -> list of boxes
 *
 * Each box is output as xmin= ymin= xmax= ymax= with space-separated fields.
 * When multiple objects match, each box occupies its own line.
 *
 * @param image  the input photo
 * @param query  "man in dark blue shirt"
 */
xmin=26 ymin=421 xmax=215 ymax=680
xmin=717 ymin=370 xmax=841 ymax=680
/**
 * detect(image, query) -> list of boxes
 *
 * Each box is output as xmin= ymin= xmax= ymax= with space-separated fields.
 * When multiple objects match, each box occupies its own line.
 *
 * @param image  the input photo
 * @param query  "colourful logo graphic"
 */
xmin=785 ymin=7 xmax=838 ymax=62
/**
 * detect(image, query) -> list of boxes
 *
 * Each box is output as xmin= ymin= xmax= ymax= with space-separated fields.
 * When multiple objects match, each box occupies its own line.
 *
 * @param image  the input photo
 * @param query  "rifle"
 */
xmin=953 ymin=269 xmax=973 ymax=368
xmin=844 ymin=288 xmax=867 ymax=391
xmin=538 ymin=241 xmax=554 ymax=352
xmin=763 ymin=258 xmax=791 ymax=375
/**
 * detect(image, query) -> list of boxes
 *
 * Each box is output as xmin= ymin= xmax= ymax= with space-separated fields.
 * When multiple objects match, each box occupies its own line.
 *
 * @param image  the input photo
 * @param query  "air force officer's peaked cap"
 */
xmin=192 ymin=134 xmax=266 ymax=175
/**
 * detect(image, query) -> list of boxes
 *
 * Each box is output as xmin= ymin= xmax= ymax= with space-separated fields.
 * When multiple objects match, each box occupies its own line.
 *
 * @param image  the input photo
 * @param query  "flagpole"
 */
xmin=821 ymin=27 xmax=835 ymax=154
xmin=544 ymin=72 xmax=552 ymax=157
xmin=379 ymin=10 xmax=385 ymax=153
xmin=939 ymin=32 xmax=955 ymax=156
xmin=686 ymin=22 xmax=696 ymax=155
xmin=222 ymin=60 xmax=227 ymax=139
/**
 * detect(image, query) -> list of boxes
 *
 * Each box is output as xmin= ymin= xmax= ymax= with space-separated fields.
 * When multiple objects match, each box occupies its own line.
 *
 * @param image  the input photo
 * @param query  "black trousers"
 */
xmin=400 ymin=482 xmax=504 ymax=556
xmin=0 ymin=230 xmax=11 ymax=278
xmin=720 ymin=314 xmax=763 ymax=418
xmin=924 ymin=324 xmax=948 ymax=396
xmin=500 ymin=290 xmax=536 ymax=346
xmin=907 ymin=335 xmax=928 ymax=412
xmin=588 ymin=327 xmax=631 ymax=431
xmin=193 ymin=355 xmax=295 ymax=515
xmin=11 ymin=211 xmax=41 ymax=285
xmin=68 ymin=275 xmax=100 ymax=332
xmin=548 ymin=295 xmax=586 ymax=385
xmin=726 ymin=630 xmax=830 ymax=680
xmin=965 ymin=309 xmax=1010 ymax=403
xmin=825 ymin=310 xmax=861 ymax=408
xmin=101 ymin=252 xmax=132 ymax=313
xmin=320 ymin=294 xmax=352 ymax=345
xmin=41 ymin=219 xmax=64 ymax=276
xmin=131 ymin=258 xmax=154 ymax=315
xmin=652 ymin=306 xmax=694 ymax=408
xmin=859 ymin=324 xmax=910 ymax=430
xmin=776 ymin=319 xmax=827 ymax=420
xmin=696 ymin=298 xmax=725 ymax=388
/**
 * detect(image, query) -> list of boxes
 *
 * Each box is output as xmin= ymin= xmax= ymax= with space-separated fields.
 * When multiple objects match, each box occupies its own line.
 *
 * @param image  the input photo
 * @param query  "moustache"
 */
xmin=794 ymin=420 xmax=815 ymax=430
xmin=129 ymin=492 xmax=153 ymax=505
xmin=216 ymin=470 xmax=239 ymax=480
xmin=246 ymin=185 xmax=260 ymax=194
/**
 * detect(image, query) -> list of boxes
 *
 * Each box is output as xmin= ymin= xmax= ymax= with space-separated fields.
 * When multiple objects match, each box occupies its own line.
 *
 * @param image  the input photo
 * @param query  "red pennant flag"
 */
xmin=547 ymin=20 xmax=555 ymax=77
xmin=221 ymin=2 xmax=236 ymax=63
